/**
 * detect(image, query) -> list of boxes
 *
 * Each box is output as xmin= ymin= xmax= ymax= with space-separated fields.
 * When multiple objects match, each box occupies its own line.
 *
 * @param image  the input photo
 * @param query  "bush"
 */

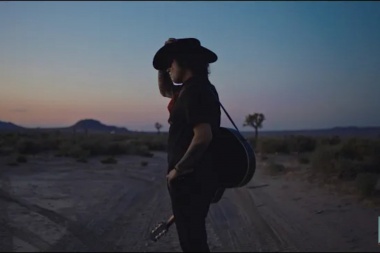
xmin=267 ymin=161 xmax=286 ymax=175
xmin=258 ymin=138 xmax=290 ymax=154
xmin=16 ymin=139 xmax=41 ymax=155
xmin=320 ymin=136 xmax=341 ymax=146
xmin=77 ymin=157 xmax=88 ymax=163
xmin=101 ymin=157 xmax=117 ymax=164
xmin=0 ymin=146 xmax=14 ymax=156
xmin=298 ymin=155 xmax=310 ymax=164
xmin=335 ymin=158 xmax=360 ymax=181
xmin=69 ymin=146 xmax=89 ymax=159
xmin=105 ymin=142 xmax=128 ymax=156
xmin=310 ymin=146 xmax=339 ymax=174
xmin=6 ymin=161 xmax=18 ymax=166
xmin=16 ymin=155 xmax=27 ymax=163
xmin=288 ymin=135 xmax=317 ymax=153
xmin=260 ymin=155 xmax=268 ymax=161
xmin=336 ymin=138 xmax=380 ymax=161
xmin=80 ymin=139 xmax=107 ymax=156
xmin=355 ymin=173 xmax=378 ymax=196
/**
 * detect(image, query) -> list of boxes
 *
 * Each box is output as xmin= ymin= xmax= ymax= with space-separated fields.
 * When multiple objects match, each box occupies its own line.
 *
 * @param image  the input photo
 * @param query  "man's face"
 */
xmin=167 ymin=59 xmax=186 ymax=84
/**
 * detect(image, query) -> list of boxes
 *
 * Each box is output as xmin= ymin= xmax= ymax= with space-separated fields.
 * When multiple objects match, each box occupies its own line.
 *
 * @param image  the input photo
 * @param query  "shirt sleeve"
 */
xmin=183 ymin=85 xmax=219 ymax=127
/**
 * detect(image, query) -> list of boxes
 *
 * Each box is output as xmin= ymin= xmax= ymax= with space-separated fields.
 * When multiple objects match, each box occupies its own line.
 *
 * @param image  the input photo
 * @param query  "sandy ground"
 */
xmin=0 ymin=152 xmax=379 ymax=252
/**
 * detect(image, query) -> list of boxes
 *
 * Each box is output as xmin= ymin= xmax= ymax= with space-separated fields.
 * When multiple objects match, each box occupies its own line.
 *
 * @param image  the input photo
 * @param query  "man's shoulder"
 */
xmin=183 ymin=83 xmax=217 ymax=96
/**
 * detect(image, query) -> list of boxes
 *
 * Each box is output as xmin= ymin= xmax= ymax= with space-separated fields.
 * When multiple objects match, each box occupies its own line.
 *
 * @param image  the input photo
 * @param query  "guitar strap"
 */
xmin=208 ymin=85 xmax=242 ymax=135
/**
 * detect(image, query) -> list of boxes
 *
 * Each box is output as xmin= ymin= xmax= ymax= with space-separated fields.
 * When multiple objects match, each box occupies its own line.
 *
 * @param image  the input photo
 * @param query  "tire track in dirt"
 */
xmin=48 ymin=173 xmax=159 ymax=252
xmin=0 ymin=172 xmax=14 ymax=252
xmin=3 ymin=224 xmax=51 ymax=251
xmin=209 ymin=187 xmax=301 ymax=252
xmin=0 ymin=188 xmax=117 ymax=252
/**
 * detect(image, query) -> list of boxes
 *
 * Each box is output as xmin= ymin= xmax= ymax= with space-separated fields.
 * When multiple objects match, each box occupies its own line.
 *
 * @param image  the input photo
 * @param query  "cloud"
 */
xmin=10 ymin=109 xmax=28 ymax=113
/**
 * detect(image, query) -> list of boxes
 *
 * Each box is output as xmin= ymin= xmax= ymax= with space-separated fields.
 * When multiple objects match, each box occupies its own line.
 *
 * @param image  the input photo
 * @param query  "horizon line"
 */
xmin=1 ymin=118 xmax=379 ymax=133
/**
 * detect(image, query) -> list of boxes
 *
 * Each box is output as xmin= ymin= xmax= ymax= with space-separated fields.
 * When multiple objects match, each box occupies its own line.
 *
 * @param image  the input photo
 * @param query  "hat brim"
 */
xmin=153 ymin=43 xmax=218 ymax=71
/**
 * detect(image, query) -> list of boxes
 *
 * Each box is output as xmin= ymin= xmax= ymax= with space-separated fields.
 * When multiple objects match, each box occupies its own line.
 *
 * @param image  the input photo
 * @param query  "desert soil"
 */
xmin=0 ymin=152 xmax=379 ymax=252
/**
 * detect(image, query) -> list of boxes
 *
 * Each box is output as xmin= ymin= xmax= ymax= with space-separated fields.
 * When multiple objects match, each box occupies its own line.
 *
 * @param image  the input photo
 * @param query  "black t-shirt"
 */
xmin=167 ymin=76 xmax=221 ymax=174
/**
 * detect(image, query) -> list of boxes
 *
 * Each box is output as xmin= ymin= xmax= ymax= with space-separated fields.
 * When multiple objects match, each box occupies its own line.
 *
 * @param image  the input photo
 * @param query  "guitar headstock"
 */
xmin=150 ymin=221 xmax=168 ymax=242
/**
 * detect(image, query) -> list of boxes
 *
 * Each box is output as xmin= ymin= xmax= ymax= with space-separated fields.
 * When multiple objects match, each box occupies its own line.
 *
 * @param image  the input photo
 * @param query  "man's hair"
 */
xmin=174 ymin=54 xmax=210 ymax=78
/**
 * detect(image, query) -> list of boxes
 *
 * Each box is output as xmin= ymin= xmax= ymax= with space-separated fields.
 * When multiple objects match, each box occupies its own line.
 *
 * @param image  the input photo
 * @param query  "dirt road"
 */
xmin=0 ymin=152 xmax=379 ymax=252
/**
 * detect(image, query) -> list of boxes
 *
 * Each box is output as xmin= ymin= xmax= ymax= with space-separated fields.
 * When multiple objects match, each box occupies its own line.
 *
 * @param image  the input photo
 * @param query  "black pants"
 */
xmin=168 ymin=169 xmax=218 ymax=252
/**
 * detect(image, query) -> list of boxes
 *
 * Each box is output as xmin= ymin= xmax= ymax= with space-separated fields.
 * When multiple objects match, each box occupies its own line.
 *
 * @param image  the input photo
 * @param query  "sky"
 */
xmin=1 ymin=1 xmax=380 ymax=132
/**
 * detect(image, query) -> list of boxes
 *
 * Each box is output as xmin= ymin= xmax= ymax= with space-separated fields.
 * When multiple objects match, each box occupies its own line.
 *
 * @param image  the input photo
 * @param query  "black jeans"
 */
xmin=168 ymin=169 xmax=218 ymax=252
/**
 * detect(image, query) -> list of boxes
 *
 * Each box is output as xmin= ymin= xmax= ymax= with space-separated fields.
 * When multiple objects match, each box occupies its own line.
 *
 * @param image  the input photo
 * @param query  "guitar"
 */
xmin=211 ymin=127 xmax=256 ymax=188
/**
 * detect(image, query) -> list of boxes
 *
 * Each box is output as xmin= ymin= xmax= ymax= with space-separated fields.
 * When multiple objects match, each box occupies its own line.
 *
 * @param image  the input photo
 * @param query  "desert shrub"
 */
xmin=79 ymin=139 xmax=107 ymax=156
xmin=69 ymin=146 xmax=90 ymax=159
xmin=335 ymin=138 xmax=379 ymax=161
xmin=310 ymin=146 xmax=339 ymax=174
xmin=16 ymin=155 xmax=27 ymax=163
xmin=355 ymin=173 xmax=378 ymax=196
xmin=298 ymin=154 xmax=310 ymax=164
xmin=260 ymin=154 xmax=268 ymax=161
xmin=288 ymin=135 xmax=317 ymax=153
xmin=76 ymin=157 xmax=88 ymax=163
xmin=267 ymin=161 xmax=287 ymax=175
xmin=145 ymin=139 xmax=167 ymax=151
xmin=101 ymin=157 xmax=117 ymax=164
xmin=3 ymin=133 xmax=20 ymax=146
xmin=6 ymin=161 xmax=18 ymax=166
xmin=258 ymin=138 xmax=290 ymax=154
xmin=319 ymin=136 xmax=341 ymax=146
xmin=132 ymin=144 xmax=154 ymax=157
xmin=16 ymin=139 xmax=42 ymax=155
xmin=105 ymin=142 xmax=128 ymax=156
xmin=39 ymin=136 xmax=61 ymax=151
xmin=334 ymin=158 xmax=361 ymax=180
xmin=0 ymin=138 xmax=14 ymax=156
xmin=111 ymin=134 xmax=131 ymax=142
xmin=57 ymin=141 xmax=74 ymax=157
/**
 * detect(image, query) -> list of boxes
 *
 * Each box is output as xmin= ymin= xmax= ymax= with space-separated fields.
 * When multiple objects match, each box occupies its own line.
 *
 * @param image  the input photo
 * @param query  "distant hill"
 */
xmin=0 ymin=119 xmax=129 ymax=134
xmin=241 ymin=126 xmax=380 ymax=138
xmin=1 ymin=119 xmax=379 ymax=137
xmin=0 ymin=121 xmax=25 ymax=131
xmin=70 ymin=119 xmax=129 ymax=133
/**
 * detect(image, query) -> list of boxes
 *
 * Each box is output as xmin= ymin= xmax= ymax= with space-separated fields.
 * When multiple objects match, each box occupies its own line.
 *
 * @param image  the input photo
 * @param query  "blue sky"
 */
xmin=0 ymin=1 xmax=379 ymax=131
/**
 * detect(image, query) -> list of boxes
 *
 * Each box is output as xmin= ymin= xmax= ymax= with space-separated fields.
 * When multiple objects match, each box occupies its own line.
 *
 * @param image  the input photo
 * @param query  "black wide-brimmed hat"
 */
xmin=153 ymin=38 xmax=218 ymax=71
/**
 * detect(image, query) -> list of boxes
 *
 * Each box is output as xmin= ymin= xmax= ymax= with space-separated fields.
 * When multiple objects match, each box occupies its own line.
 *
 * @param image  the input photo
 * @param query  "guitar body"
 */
xmin=211 ymin=127 xmax=256 ymax=189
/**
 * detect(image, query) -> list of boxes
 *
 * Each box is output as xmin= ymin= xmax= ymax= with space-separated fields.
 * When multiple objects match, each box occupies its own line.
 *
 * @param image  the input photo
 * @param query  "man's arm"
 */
xmin=174 ymin=123 xmax=213 ymax=174
xmin=158 ymin=70 xmax=175 ymax=98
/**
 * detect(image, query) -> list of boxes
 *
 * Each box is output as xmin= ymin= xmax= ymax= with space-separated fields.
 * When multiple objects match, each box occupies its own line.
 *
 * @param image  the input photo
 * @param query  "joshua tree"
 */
xmin=155 ymin=122 xmax=163 ymax=134
xmin=243 ymin=113 xmax=265 ymax=142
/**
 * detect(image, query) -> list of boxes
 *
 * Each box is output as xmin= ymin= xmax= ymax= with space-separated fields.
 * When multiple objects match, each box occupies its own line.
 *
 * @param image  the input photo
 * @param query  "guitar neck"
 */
xmin=167 ymin=215 xmax=175 ymax=227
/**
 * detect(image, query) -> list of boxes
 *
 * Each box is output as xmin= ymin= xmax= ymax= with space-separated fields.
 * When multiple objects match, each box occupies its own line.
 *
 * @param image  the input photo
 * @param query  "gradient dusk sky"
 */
xmin=1 ymin=1 xmax=380 ymax=132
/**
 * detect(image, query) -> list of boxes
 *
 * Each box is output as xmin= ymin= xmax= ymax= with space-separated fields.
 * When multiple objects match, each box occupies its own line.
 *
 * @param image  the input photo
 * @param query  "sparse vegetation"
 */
xmin=267 ymin=161 xmax=287 ymax=175
xmin=253 ymin=135 xmax=380 ymax=200
xmin=1 ymin=130 xmax=379 ymax=200
xmin=101 ymin=157 xmax=117 ymax=164
xmin=0 ymin=131 xmax=166 ymax=159
xmin=298 ymin=154 xmax=310 ymax=164
xmin=355 ymin=173 xmax=378 ymax=197
xmin=16 ymin=154 xmax=28 ymax=163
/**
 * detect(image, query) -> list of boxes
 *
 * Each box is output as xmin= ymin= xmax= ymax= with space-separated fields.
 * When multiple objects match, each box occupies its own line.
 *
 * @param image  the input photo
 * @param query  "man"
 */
xmin=153 ymin=38 xmax=221 ymax=252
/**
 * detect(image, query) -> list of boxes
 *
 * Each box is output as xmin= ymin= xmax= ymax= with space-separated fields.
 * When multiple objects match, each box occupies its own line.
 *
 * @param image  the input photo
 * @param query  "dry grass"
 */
xmin=255 ymin=136 xmax=380 ymax=201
